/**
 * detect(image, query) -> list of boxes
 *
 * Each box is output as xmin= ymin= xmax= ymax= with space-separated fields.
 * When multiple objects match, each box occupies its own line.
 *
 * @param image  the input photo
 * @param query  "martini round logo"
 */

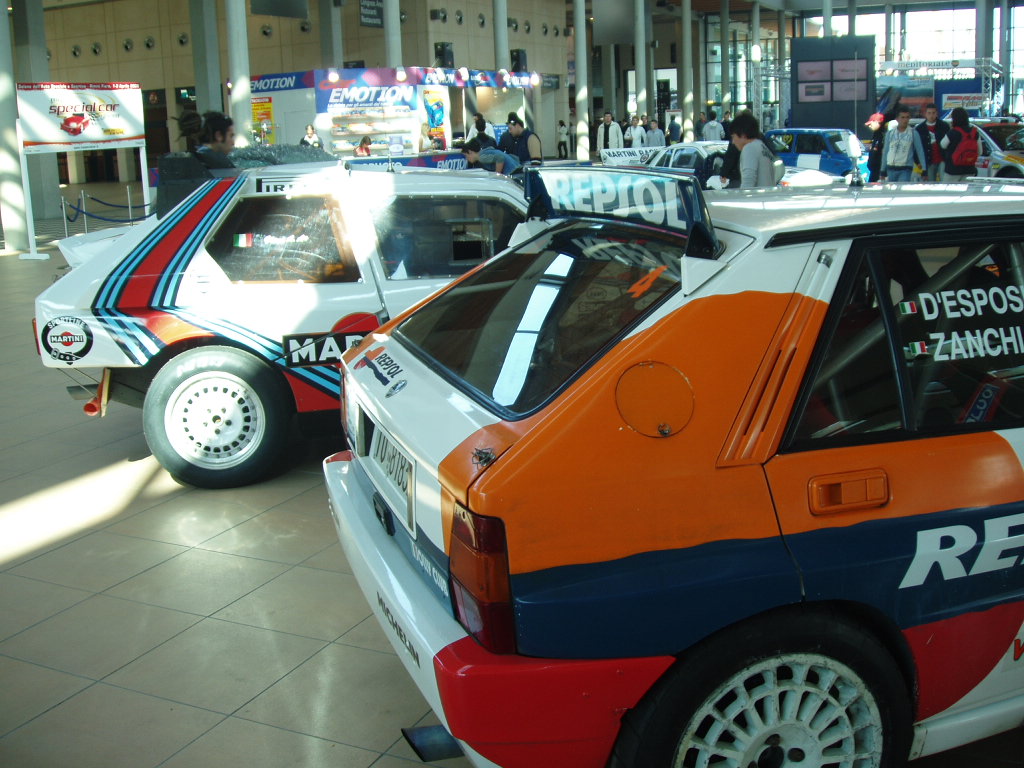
xmin=41 ymin=316 xmax=94 ymax=364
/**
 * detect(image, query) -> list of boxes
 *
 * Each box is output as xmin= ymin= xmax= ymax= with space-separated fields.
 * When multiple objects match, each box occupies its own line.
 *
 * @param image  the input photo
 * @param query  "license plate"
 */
xmin=370 ymin=429 xmax=414 ymax=533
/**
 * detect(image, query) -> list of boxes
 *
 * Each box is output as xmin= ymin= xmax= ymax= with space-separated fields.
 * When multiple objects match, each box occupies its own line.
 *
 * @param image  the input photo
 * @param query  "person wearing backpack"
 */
xmin=941 ymin=107 xmax=980 ymax=181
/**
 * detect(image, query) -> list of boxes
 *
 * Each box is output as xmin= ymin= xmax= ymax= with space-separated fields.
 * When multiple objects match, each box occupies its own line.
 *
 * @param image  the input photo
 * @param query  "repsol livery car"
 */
xmin=34 ymin=162 xmax=526 ymax=487
xmin=325 ymin=166 xmax=1024 ymax=767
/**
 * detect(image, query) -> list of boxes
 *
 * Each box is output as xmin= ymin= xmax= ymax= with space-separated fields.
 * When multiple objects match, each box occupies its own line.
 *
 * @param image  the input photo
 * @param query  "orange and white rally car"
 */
xmin=325 ymin=168 xmax=1024 ymax=767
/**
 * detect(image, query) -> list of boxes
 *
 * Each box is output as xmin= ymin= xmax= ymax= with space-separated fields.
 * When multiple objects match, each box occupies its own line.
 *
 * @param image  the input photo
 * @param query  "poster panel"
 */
xmin=17 ymin=82 xmax=145 ymax=154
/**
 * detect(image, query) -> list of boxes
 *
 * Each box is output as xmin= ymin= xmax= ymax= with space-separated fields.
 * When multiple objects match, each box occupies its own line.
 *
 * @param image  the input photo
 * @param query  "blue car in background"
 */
xmin=766 ymin=128 xmax=868 ymax=178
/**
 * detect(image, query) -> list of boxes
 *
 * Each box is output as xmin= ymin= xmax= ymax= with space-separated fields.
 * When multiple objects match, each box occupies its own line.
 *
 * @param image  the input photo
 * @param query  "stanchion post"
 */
xmin=127 ymin=184 xmax=133 ymax=224
xmin=61 ymin=196 xmax=68 ymax=238
xmin=81 ymin=190 xmax=88 ymax=233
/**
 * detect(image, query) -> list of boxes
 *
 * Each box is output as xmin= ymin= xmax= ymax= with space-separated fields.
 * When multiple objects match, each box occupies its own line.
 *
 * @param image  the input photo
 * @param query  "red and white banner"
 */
xmin=16 ymin=82 xmax=145 ymax=154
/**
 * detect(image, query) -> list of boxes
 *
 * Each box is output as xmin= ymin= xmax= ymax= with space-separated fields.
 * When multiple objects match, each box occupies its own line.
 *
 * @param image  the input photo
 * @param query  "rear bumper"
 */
xmin=324 ymin=451 xmax=674 ymax=768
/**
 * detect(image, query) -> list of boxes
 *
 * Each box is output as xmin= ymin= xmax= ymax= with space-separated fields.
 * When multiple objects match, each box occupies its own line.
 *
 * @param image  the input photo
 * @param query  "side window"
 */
xmin=772 ymin=133 xmax=795 ymax=152
xmin=671 ymin=149 xmax=699 ymax=169
xmin=371 ymin=196 xmax=525 ymax=280
xmin=206 ymin=196 xmax=359 ymax=283
xmin=888 ymin=241 xmax=1024 ymax=429
xmin=792 ymin=255 xmax=903 ymax=442
xmin=791 ymin=239 xmax=1024 ymax=446
xmin=795 ymin=133 xmax=826 ymax=154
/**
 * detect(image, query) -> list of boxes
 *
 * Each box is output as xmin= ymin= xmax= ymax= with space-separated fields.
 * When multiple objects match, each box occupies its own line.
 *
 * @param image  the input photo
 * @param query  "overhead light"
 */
xmin=328 ymin=68 xmax=340 ymax=82
xmin=458 ymin=66 xmax=469 ymax=80
xmin=396 ymin=67 xmax=407 ymax=82
xmin=529 ymin=72 xmax=541 ymax=86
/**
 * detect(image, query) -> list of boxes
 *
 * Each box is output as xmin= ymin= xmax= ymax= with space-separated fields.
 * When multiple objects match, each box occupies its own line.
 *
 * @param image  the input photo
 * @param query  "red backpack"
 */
xmin=951 ymin=126 xmax=979 ymax=167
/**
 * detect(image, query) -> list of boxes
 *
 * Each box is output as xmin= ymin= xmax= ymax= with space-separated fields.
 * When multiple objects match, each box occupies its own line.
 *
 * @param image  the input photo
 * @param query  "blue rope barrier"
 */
xmin=85 ymin=193 xmax=154 ymax=210
xmin=63 ymin=202 xmax=156 ymax=223
xmin=64 ymin=204 xmax=81 ymax=223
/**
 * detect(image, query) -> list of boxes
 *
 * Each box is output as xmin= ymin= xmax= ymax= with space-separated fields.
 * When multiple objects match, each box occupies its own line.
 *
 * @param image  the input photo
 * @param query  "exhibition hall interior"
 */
xmin=4 ymin=0 xmax=1024 ymax=766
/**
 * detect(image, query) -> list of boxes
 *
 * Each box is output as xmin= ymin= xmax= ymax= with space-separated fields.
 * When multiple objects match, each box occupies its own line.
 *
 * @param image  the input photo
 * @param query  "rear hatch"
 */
xmin=342 ymin=170 xmax=707 ymax=641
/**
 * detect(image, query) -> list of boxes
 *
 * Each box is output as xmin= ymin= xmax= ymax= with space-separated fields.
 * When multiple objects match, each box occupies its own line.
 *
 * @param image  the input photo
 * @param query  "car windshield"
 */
xmin=1006 ymin=129 xmax=1024 ymax=151
xmin=396 ymin=221 xmax=684 ymax=416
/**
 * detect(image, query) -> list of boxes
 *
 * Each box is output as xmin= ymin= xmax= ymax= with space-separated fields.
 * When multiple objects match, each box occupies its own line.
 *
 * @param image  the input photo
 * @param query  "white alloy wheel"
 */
xmin=163 ymin=370 xmax=267 ymax=470
xmin=675 ymin=653 xmax=883 ymax=768
xmin=144 ymin=346 xmax=292 ymax=488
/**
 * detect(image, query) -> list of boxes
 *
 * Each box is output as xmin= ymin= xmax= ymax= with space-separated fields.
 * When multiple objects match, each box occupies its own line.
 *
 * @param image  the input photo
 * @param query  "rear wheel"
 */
xmin=610 ymin=610 xmax=912 ymax=768
xmin=143 ymin=346 xmax=293 ymax=488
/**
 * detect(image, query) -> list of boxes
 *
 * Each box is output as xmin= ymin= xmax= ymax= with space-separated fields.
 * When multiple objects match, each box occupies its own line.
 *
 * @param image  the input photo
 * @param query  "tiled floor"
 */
xmin=0 ymin=189 xmax=472 ymax=768
xmin=1 ymin=185 xmax=1021 ymax=767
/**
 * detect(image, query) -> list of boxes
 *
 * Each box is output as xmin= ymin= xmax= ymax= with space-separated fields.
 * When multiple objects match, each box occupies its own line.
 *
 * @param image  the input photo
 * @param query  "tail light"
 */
xmin=449 ymin=502 xmax=516 ymax=654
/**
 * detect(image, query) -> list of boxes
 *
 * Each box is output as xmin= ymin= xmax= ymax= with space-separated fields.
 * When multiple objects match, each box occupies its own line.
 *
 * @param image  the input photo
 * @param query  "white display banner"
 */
xmin=16 ymin=82 xmax=145 ymax=154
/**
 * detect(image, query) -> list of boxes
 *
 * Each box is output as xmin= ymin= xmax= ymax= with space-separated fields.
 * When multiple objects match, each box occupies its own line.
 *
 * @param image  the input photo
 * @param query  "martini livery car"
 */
xmin=325 ymin=167 xmax=1024 ymax=767
xmin=34 ymin=163 xmax=526 ymax=487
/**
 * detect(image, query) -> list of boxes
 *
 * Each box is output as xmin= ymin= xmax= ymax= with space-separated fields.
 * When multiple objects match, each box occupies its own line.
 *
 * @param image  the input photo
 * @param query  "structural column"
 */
xmin=318 ymin=0 xmax=344 ymax=68
xmin=384 ymin=0 xmax=403 ymax=67
xmin=884 ymin=5 xmax=894 ymax=60
xmin=574 ymin=0 xmax=590 ymax=159
xmin=975 ymin=0 xmax=989 ymax=61
xmin=634 ymin=0 xmax=648 ymax=118
xmin=493 ymin=0 xmax=510 ymax=71
xmin=848 ymin=0 xmax=857 ymax=37
xmin=190 ymin=0 xmax=223 ymax=115
xmin=603 ymin=45 xmax=618 ymax=119
xmin=225 ymin=0 xmax=253 ymax=142
xmin=0 ymin=6 xmax=30 ymax=251
xmin=750 ymin=1 xmax=760 ymax=117
xmin=719 ymin=0 xmax=730 ymax=117
xmin=678 ymin=0 xmax=695 ymax=140
xmin=12 ymin=0 xmax=61 ymax=218
xmin=1001 ymin=0 xmax=1012 ymax=110
xmin=822 ymin=0 xmax=833 ymax=36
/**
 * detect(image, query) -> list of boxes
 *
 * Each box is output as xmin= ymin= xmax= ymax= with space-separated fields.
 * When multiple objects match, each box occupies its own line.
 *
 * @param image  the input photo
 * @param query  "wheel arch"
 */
xmin=668 ymin=600 xmax=919 ymax=712
xmin=111 ymin=336 xmax=299 ymax=414
xmin=996 ymin=166 xmax=1024 ymax=178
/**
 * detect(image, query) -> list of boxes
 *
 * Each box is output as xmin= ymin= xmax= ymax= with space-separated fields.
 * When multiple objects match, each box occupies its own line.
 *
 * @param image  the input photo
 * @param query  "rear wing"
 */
xmin=523 ymin=165 xmax=720 ymax=259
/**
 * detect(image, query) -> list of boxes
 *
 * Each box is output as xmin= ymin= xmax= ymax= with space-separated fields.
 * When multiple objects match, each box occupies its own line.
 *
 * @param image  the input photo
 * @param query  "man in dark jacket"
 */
xmin=915 ymin=102 xmax=950 ymax=182
xmin=498 ymin=113 xmax=543 ymax=163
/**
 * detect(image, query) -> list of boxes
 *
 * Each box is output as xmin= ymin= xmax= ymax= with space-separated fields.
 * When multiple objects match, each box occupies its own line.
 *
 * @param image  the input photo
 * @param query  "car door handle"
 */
xmin=808 ymin=469 xmax=889 ymax=515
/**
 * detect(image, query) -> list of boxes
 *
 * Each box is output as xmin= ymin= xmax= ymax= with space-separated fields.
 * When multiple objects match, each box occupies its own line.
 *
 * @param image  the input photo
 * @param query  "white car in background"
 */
xmin=638 ymin=140 xmax=840 ymax=188
xmin=34 ymin=162 xmax=527 ymax=488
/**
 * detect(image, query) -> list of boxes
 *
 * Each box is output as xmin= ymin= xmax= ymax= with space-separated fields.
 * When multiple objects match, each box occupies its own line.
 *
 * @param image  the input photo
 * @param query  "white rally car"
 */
xmin=326 ymin=167 xmax=1024 ymax=767
xmin=34 ymin=162 xmax=526 ymax=487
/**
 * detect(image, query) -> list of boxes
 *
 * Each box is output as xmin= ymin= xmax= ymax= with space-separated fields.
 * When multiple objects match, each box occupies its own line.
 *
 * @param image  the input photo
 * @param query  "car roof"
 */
xmin=766 ymin=127 xmax=852 ymax=133
xmin=707 ymin=180 xmax=1024 ymax=246
xmin=237 ymin=161 xmax=525 ymax=200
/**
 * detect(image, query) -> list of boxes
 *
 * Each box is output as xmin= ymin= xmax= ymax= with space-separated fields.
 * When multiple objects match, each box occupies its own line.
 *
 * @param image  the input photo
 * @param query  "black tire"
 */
xmin=143 ymin=346 xmax=293 ymax=489
xmin=997 ymin=168 xmax=1023 ymax=179
xmin=609 ymin=609 xmax=912 ymax=768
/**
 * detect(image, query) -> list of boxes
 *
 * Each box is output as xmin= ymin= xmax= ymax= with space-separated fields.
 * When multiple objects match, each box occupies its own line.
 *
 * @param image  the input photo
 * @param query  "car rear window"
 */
xmin=396 ymin=221 xmax=684 ymax=416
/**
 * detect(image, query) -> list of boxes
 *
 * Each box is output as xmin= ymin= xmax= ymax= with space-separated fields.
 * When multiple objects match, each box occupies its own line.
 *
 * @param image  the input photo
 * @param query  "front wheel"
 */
xmin=143 ymin=346 xmax=293 ymax=489
xmin=610 ymin=610 xmax=912 ymax=768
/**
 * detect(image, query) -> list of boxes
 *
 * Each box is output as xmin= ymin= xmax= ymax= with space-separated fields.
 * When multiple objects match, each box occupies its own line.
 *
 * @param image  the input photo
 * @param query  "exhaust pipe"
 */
xmin=400 ymin=725 xmax=465 ymax=762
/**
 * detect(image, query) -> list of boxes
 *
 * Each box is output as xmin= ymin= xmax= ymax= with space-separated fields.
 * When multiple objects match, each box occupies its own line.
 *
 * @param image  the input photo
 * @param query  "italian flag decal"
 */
xmin=898 ymin=301 xmax=918 ymax=315
xmin=904 ymin=340 xmax=928 ymax=359
xmin=234 ymin=233 xmax=254 ymax=247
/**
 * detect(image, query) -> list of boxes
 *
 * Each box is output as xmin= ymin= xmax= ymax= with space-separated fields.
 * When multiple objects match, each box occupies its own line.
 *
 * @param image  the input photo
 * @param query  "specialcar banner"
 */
xmin=17 ymin=82 xmax=145 ymax=154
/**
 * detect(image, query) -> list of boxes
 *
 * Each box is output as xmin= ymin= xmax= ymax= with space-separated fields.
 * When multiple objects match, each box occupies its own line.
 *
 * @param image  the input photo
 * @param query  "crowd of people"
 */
xmin=184 ymin=102 xmax=1016 ymax=191
xmin=865 ymin=103 xmax=994 ymax=183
